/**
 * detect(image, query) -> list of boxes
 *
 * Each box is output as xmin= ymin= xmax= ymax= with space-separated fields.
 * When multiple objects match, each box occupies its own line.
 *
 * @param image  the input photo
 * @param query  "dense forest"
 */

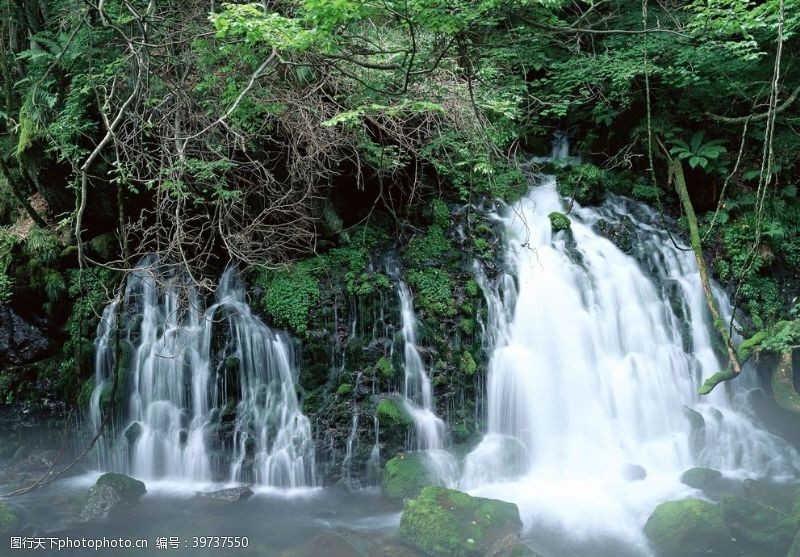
xmin=1 ymin=0 xmax=800 ymax=556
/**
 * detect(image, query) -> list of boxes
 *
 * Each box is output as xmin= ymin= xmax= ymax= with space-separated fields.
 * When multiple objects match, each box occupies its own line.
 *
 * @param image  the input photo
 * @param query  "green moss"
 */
xmin=556 ymin=164 xmax=607 ymax=206
xmin=644 ymin=499 xmax=733 ymax=557
xmin=460 ymin=351 xmax=477 ymax=376
xmin=406 ymin=226 xmax=451 ymax=266
xmin=547 ymin=211 xmax=571 ymax=232
xmin=0 ymin=502 xmax=19 ymax=534
xmin=77 ymin=378 xmax=95 ymax=408
xmin=399 ymin=486 xmax=523 ymax=557
xmin=719 ymin=494 xmax=795 ymax=554
xmin=376 ymin=356 xmax=395 ymax=379
xmin=432 ymin=199 xmax=450 ymax=228
xmin=382 ymin=452 xmax=434 ymax=501
xmin=94 ymin=472 xmax=146 ymax=500
xmin=408 ymin=268 xmax=455 ymax=317
xmin=336 ymin=383 xmax=352 ymax=397
xmin=377 ymin=398 xmax=410 ymax=427
xmin=472 ymin=237 xmax=493 ymax=261
xmin=737 ymin=330 xmax=767 ymax=361
xmin=255 ymin=264 xmax=320 ymax=336
xmin=459 ymin=318 xmax=475 ymax=335
xmin=465 ymin=279 xmax=479 ymax=298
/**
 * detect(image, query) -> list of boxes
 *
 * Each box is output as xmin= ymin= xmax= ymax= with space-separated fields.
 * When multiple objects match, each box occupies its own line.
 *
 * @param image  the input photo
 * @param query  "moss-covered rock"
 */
xmin=399 ymin=486 xmax=523 ymax=557
xmin=0 ymin=501 xmax=19 ymax=534
xmin=718 ymin=494 xmax=795 ymax=554
xmin=382 ymin=452 xmax=433 ymax=502
xmin=547 ymin=212 xmax=571 ymax=233
xmin=81 ymin=472 xmax=146 ymax=520
xmin=643 ymin=499 xmax=732 ymax=557
xmin=556 ymin=164 xmax=606 ymax=206
xmin=680 ymin=467 xmax=722 ymax=490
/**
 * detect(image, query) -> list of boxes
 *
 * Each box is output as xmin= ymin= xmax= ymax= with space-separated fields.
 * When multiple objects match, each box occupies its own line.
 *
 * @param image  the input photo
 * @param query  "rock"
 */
xmin=197 ymin=487 xmax=253 ymax=503
xmin=622 ymin=464 xmax=647 ymax=481
xmin=80 ymin=473 xmax=146 ymax=520
xmin=548 ymin=212 xmax=571 ymax=233
xmin=281 ymin=532 xmax=364 ymax=557
xmin=680 ymin=467 xmax=722 ymax=490
xmin=718 ymin=494 xmax=795 ymax=554
xmin=0 ymin=306 xmax=50 ymax=365
xmin=485 ymin=533 xmax=541 ymax=557
xmin=124 ymin=422 xmax=142 ymax=445
xmin=0 ymin=501 xmax=20 ymax=535
xmin=382 ymin=452 xmax=434 ymax=502
xmin=399 ymin=486 xmax=522 ymax=557
xmin=643 ymin=499 xmax=733 ymax=557
xmin=594 ymin=217 xmax=635 ymax=254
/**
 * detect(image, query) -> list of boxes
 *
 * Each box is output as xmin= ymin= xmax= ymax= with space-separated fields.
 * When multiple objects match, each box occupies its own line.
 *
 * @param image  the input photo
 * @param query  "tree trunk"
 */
xmin=669 ymin=158 xmax=743 ymax=394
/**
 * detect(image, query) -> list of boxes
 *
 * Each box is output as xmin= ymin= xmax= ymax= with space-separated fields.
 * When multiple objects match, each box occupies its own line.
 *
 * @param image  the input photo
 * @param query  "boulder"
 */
xmin=679 ymin=467 xmax=721 ymax=490
xmin=80 ymin=473 xmax=146 ymax=520
xmin=399 ymin=486 xmax=523 ymax=557
xmin=718 ymin=494 xmax=795 ymax=554
xmin=382 ymin=452 xmax=433 ymax=502
xmin=643 ymin=499 xmax=732 ymax=557
xmin=0 ymin=501 xmax=19 ymax=535
xmin=197 ymin=487 xmax=253 ymax=503
xmin=622 ymin=464 xmax=647 ymax=481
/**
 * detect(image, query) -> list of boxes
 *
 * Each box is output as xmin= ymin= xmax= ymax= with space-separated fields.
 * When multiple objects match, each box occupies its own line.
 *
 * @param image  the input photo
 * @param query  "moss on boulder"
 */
xmin=547 ymin=212 xmax=571 ymax=233
xmin=81 ymin=473 xmax=146 ymax=520
xmin=643 ymin=499 xmax=732 ymax=557
xmin=680 ymin=467 xmax=722 ymax=490
xmin=399 ymin=486 xmax=523 ymax=557
xmin=718 ymin=494 xmax=795 ymax=554
xmin=556 ymin=164 xmax=606 ymax=206
xmin=382 ymin=452 xmax=433 ymax=502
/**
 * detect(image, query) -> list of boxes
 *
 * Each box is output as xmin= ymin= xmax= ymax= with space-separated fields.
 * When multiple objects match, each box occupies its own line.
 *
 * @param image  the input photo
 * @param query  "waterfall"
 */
xmin=462 ymin=174 xmax=799 ymax=554
xmin=386 ymin=264 xmax=458 ymax=485
xmin=89 ymin=259 xmax=315 ymax=487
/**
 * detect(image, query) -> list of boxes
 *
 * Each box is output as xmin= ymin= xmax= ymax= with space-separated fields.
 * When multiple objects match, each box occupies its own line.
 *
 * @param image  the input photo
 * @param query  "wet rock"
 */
xmin=485 ymin=533 xmax=542 ymax=557
xmin=621 ymin=463 xmax=647 ymax=481
xmin=680 ymin=467 xmax=721 ymax=490
xmin=382 ymin=452 xmax=433 ymax=502
xmin=643 ymin=499 xmax=732 ymax=557
xmin=0 ymin=306 xmax=50 ymax=365
xmin=281 ymin=532 xmax=364 ymax=557
xmin=124 ymin=422 xmax=142 ymax=445
xmin=719 ymin=493 xmax=795 ymax=554
xmin=399 ymin=486 xmax=522 ymax=557
xmin=594 ymin=218 xmax=635 ymax=254
xmin=197 ymin=486 xmax=253 ymax=503
xmin=0 ymin=501 xmax=20 ymax=535
xmin=80 ymin=473 xmax=146 ymax=520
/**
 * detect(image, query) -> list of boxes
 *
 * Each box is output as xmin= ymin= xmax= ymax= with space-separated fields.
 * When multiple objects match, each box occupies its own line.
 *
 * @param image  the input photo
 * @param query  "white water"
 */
xmin=89 ymin=260 xmax=315 ymax=487
xmin=389 ymin=269 xmax=458 ymax=485
xmin=462 ymin=174 xmax=799 ymax=554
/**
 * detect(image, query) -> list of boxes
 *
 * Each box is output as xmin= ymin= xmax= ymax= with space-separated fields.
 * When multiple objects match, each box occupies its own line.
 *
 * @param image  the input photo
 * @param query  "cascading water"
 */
xmin=462 ymin=171 xmax=799 ymax=555
xmin=89 ymin=259 xmax=315 ymax=488
xmin=387 ymin=265 xmax=457 ymax=484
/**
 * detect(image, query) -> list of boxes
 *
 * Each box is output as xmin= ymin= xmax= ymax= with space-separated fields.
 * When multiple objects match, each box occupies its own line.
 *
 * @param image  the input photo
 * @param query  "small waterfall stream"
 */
xmin=89 ymin=260 xmax=315 ymax=488
xmin=462 ymin=174 xmax=799 ymax=554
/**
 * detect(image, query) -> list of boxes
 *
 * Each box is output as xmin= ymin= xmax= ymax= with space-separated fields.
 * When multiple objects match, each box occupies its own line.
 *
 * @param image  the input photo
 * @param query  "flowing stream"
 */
xmin=462 ymin=172 xmax=799 ymax=555
xmin=89 ymin=260 xmax=315 ymax=487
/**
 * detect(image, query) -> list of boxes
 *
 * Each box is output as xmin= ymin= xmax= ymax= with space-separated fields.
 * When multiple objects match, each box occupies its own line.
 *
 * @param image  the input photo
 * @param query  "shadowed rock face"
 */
xmin=0 ymin=307 xmax=50 ymax=365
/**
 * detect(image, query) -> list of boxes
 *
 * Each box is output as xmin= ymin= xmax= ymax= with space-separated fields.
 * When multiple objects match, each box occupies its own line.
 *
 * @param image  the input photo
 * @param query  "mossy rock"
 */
xmin=718 ymin=494 xmax=795 ymax=554
xmin=643 ymin=499 xmax=733 ymax=557
xmin=556 ymin=163 xmax=606 ymax=206
xmin=680 ymin=467 xmax=722 ymax=490
xmin=382 ymin=452 xmax=433 ymax=502
xmin=0 ymin=501 xmax=19 ymax=534
xmin=81 ymin=473 xmax=146 ymax=520
xmin=547 ymin=212 xmax=571 ymax=233
xmin=399 ymin=486 xmax=523 ymax=557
